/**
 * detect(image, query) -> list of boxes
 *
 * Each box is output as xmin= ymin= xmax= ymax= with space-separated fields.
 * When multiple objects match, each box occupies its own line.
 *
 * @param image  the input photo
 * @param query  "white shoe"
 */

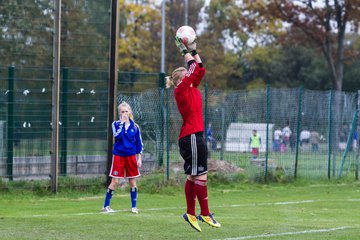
xmin=101 ymin=206 xmax=115 ymax=213
xmin=131 ymin=207 xmax=139 ymax=214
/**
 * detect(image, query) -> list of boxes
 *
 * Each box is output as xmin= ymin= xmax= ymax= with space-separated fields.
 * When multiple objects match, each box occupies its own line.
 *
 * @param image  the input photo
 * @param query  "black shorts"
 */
xmin=179 ymin=132 xmax=208 ymax=176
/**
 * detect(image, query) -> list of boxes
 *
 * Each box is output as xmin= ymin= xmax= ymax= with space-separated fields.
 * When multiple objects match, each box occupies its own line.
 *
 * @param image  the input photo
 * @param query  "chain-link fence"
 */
xmin=0 ymin=67 xmax=164 ymax=181
xmin=0 ymin=0 xmax=111 ymax=186
xmin=164 ymin=86 xmax=359 ymax=182
xmin=1 ymin=75 xmax=359 ymax=185
xmin=95 ymin=85 xmax=359 ymax=182
xmin=110 ymin=85 xmax=359 ymax=182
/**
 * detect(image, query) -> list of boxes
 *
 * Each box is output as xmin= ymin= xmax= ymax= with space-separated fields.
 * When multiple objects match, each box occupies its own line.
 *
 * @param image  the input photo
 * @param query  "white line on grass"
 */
xmin=348 ymin=198 xmax=360 ymax=202
xmin=225 ymin=200 xmax=316 ymax=208
xmin=29 ymin=200 xmax=315 ymax=218
xmin=213 ymin=226 xmax=352 ymax=240
xmin=28 ymin=199 xmax=357 ymax=218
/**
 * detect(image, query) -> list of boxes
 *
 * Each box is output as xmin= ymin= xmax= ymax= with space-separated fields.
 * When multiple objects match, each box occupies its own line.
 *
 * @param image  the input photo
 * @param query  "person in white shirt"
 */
xmin=273 ymin=129 xmax=282 ymax=152
xmin=300 ymin=130 xmax=311 ymax=146
xmin=282 ymin=121 xmax=292 ymax=146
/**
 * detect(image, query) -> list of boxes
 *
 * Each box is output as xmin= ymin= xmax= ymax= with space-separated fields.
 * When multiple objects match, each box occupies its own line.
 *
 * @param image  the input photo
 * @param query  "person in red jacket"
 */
xmin=166 ymin=36 xmax=221 ymax=232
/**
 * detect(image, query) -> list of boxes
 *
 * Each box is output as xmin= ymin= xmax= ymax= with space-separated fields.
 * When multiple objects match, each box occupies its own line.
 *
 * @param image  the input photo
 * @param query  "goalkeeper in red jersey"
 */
xmin=166 ymin=37 xmax=221 ymax=232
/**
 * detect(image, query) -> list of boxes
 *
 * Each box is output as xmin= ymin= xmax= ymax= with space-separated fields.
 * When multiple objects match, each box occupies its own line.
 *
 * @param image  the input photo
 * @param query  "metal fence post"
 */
xmin=204 ymin=83 xmax=208 ymax=150
xmin=265 ymin=85 xmax=270 ymax=179
xmin=327 ymin=90 xmax=333 ymax=179
xmin=106 ymin=0 xmax=119 ymax=187
xmin=7 ymin=66 xmax=15 ymax=181
xmin=220 ymin=108 xmax=225 ymax=161
xmin=60 ymin=67 xmax=68 ymax=176
xmin=294 ymin=86 xmax=303 ymax=179
xmin=338 ymin=110 xmax=359 ymax=177
xmin=165 ymin=87 xmax=170 ymax=180
xmin=158 ymin=73 xmax=165 ymax=167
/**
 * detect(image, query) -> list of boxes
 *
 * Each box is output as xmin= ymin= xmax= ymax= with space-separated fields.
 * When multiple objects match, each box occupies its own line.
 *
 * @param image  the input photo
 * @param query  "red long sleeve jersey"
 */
xmin=174 ymin=60 xmax=205 ymax=139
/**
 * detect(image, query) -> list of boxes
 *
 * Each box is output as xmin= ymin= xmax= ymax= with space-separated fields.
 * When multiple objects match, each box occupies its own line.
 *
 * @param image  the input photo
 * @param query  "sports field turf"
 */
xmin=0 ymin=181 xmax=359 ymax=240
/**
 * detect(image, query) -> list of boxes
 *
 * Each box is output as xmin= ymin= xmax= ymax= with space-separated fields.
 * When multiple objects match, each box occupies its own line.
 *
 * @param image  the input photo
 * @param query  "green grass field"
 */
xmin=1 ymin=179 xmax=359 ymax=240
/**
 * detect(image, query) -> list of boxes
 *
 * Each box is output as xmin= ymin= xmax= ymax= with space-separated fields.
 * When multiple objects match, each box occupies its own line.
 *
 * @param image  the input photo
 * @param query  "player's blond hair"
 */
xmin=118 ymin=101 xmax=134 ymax=120
xmin=165 ymin=67 xmax=187 ymax=88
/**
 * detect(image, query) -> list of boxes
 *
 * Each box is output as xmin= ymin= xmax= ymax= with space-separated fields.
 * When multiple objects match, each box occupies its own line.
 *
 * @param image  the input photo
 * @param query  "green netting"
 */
xmin=116 ymin=71 xmax=164 ymax=165
xmin=164 ymin=86 xmax=359 ymax=182
xmin=1 ymin=69 xmax=359 ymax=182
xmin=0 ymin=0 xmax=112 ymax=180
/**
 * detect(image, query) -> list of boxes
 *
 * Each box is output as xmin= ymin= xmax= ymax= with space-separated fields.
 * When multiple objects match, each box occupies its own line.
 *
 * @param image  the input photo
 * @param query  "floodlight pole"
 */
xmin=51 ymin=0 xmax=61 ymax=193
xmin=161 ymin=0 xmax=165 ymax=73
xmin=106 ymin=0 xmax=119 ymax=186
xmin=184 ymin=0 xmax=188 ymax=25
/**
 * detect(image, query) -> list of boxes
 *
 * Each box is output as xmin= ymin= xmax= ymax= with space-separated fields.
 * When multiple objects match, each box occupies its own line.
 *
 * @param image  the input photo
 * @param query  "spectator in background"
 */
xmin=282 ymin=121 xmax=292 ymax=147
xmin=339 ymin=124 xmax=348 ymax=150
xmin=249 ymin=129 xmax=261 ymax=159
xmin=300 ymin=130 xmax=311 ymax=146
xmin=310 ymin=131 xmax=320 ymax=152
xmin=289 ymin=131 xmax=296 ymax=152
xmin=339 ymin=124 xmax=348 ymax=143
xmin=354 ymin=127 xmax=359 ymax=150
xmin=273 ymin=128 xmax=282 ymax=152
xmin=207 ymin=122 xmax=217 ymax=151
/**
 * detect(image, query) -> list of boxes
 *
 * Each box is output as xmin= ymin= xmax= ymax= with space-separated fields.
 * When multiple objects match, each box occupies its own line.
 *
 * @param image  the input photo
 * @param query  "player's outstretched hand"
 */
xmin=175 ymin=36 xmax=188 ymax=56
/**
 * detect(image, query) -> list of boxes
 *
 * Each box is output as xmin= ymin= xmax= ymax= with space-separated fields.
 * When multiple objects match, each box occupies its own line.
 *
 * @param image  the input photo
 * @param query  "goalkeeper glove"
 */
xmin=187 ymin=41 xmax=197 ymax=56
xmin=175 ymin=36 xmax=188 ymax=56
xmin=187 ymin=41 xmax=196 ymax=51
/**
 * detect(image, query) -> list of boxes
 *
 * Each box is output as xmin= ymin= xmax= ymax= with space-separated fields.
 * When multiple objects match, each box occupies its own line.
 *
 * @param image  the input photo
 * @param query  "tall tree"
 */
xmin=200 ymin=0 xmax=282 ymax=89
xmin=200 ymin=0 xmax=245 ymax=88
xmin=61 ymin=0 xmax=109 ymax=69
xmin=0 ymin=0 xmax=53 ymax=67
xmin=343 ymin=34 xmax=360 ymax=91
xmin=118 ymin=0 xmax=162 ymax=73
xmin=266 ymin=0 xmax=360 ymax=91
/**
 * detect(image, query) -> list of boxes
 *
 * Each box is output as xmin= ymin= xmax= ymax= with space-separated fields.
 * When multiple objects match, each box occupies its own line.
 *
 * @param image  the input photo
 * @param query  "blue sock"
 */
xmin=104 ymin=188 xmax=114 ymax=208
xmin=130 ymin=187 xmax=137 ymax=208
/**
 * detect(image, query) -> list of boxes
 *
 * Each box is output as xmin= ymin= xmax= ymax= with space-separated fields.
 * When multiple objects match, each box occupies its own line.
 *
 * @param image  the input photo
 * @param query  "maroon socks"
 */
xmin=184 ymin=179 xmax=196 ymax=215
xmin=195 ymin=179 xmax=210 ymax=216
xmin=185 ymin=179 xmax=211 ymax=216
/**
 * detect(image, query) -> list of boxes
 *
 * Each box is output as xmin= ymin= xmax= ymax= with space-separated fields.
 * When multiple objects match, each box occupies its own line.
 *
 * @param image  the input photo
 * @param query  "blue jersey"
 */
xmin=112 ymin=119 xmax=143 ymax=156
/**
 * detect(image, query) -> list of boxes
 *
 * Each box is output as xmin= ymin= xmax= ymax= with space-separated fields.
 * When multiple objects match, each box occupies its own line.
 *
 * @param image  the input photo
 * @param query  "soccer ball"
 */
xmin=176 ymin=26 xmax=196 ymax=45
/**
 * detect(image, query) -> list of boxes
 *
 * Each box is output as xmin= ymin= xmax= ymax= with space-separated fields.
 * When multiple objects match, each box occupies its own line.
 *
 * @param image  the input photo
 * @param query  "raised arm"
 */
xmin=187 ymin=41 xmax=202 ymax=64
xmin=187 ymin=41 xmax=204 ymax=87
xmin=175 ymin=36 xmax=205 ymax=87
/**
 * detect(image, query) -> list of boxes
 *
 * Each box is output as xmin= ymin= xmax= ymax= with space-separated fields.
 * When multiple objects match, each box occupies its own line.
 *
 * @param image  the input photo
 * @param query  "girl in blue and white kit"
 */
xmin=102 ymin=102 xmax=143 ymax=214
